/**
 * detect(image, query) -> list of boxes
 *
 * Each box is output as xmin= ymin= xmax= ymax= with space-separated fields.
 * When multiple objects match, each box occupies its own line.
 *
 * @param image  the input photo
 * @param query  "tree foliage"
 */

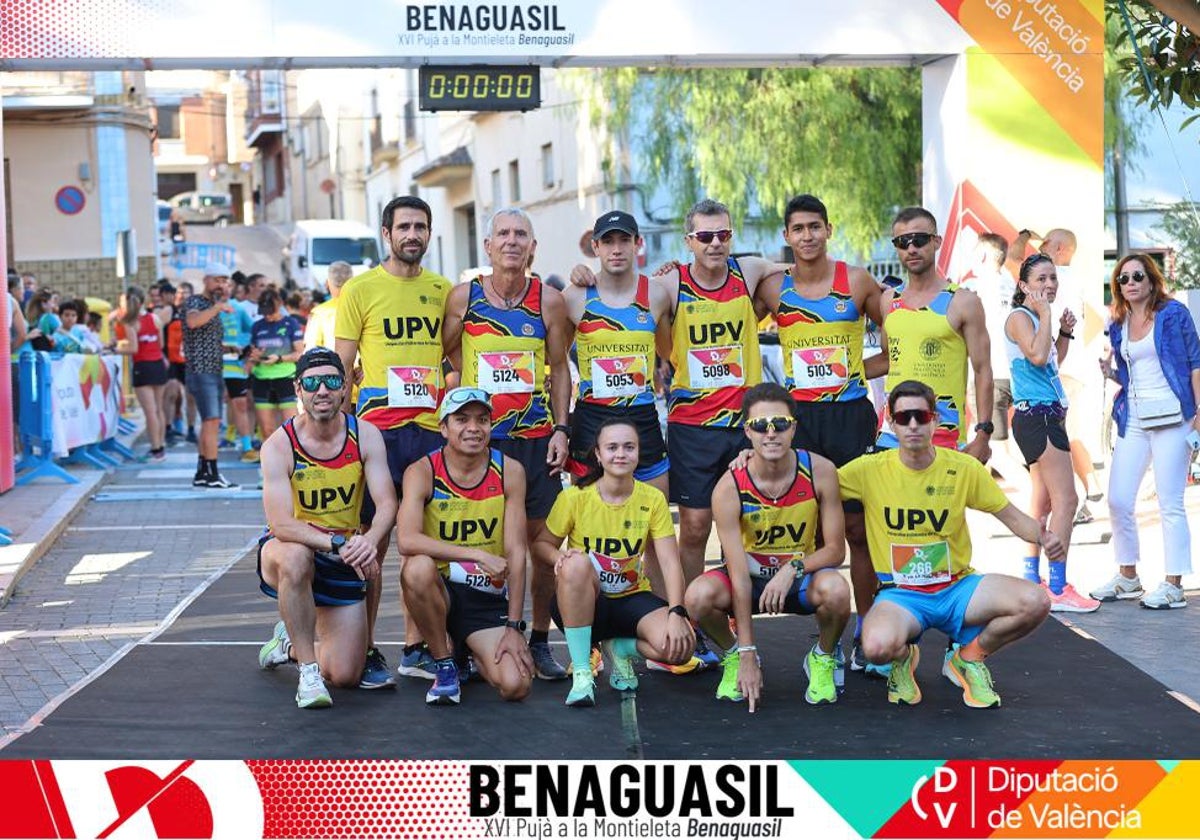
xmin=574 ymin=67 xmax=922 ymax=257
xmin=1156 ymin=202 xmax=1200 ymax=289
xmin=1108 ymin=0 xmax=1200 ymax=128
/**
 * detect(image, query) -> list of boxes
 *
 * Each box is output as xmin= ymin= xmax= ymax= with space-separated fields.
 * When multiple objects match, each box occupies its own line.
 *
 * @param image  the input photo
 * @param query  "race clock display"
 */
xmin=418 ymin=66 xmax=541 ymax=111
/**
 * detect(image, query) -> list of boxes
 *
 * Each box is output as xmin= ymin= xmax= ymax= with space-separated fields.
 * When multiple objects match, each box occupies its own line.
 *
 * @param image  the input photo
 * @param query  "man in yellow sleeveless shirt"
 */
xmin=256 ymin=348 xmax=398 ymax=709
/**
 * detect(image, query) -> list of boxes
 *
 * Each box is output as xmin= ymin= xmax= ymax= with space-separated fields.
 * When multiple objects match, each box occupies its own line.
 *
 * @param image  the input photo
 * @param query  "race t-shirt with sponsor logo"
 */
xmin=274 ymin=412 xmax=364 ymax=540
xmin=335 ymin=265 xmax=451 ymax=432
xmin=422 ymin=447 xmax=508 ymax=596
xmin=837 ymin=447 xmax=1008 ymax=591
xmin=544 ymin=481 xmax=674 ymax=598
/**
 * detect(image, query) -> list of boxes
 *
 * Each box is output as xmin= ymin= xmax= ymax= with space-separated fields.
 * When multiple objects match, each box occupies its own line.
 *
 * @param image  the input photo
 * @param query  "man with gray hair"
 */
xmin=305 ymin=260 xmax=354 ymax=351
xmin=442 ymin=207 xmax=574 ymax=679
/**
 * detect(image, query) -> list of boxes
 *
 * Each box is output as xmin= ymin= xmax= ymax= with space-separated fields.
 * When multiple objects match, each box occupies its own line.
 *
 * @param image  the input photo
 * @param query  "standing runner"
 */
xmin=256 ymin=348 xmax=397 ymax=709
xmin=755 ymin=194 xmax=884 ymax=674
xmin=442 ymin=208 xmax=572 ymax=681
xmin=859 ymin=206 xmax=994 ymax=674
xmin=395 ymin=387 xmax=535 ymax=705
xmin=684 ymin=383 xmax=850 ymax=709
xmin=335 ymin=195 xmax=451 ymax=688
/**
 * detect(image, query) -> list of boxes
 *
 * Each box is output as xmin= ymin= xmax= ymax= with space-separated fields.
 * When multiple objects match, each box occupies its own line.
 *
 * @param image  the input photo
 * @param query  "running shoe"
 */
xmin=693 ymin=633 xmax=721 ymax=669
xmin=529 ymin=641 xmax=568 ymax=680
xmin=295 ymin=662 xmax=332 ymax=709
xmin=715 ymin=650 xmax=744 ymax=702
xmin=186 ymin=427 xmax=198 ymax=443
xmin=204 ymin=473 xmax=239 ymax=489
xmin=1090 ymin=573 xmax=1143 ymax=602
xmin=458 ymin=656 xmax=481 ymax=685
xmin=240 ymin=448 xmax=261 ymax=463
xmin=942 ymin=649 xmax=1001 ymax=708
xmin=425 ymin=660 xmax=461 ymax=705
xmin=803 ymin=645 xmax=838 ymax=705
xmin=565 ymin=670 xmax=596 ymax=707
xmin=604 ymin=641 xmax=639 ymax=692
xmin=258 ymin=620 xmax=291 ymax=669
xmin=849 ymin=637 xmax=867 ymax=672
xmin=1140 ymin=581 xmax=1187 ymax=610
xmin=192 ymin=472 xmax=208 ymax=487
xmin=833 ymin=643 xmax=846 ymax=694
xmin=941 ymin=641 xmax=960 ymax=679
xmin=218 ymin=438 xmax=236 ymax=450
xmin=359 ymin=646 xmax=396 ymax=689
xmin=864 ymin=659 xmax=892 ymax=679
xmin=1073 ymin=504 xmax=1094 ymax=525
xmin=398 ymin=645 xmax=437 ymax=680
xmin=886 ymin=644 xmax=921 ymax=706
xmin=646 ymin=655 xmax=703 ymax=675
xmin=1048 ymin=584 xmax=1101 ymax=613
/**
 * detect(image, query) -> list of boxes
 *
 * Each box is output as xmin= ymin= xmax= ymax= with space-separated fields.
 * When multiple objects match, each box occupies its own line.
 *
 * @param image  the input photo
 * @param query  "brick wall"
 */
xmin=13 ymin=258 xmax=158 ymax=307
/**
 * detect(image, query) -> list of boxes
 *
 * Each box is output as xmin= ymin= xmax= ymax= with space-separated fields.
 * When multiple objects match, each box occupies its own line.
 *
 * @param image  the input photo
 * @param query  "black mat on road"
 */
xmin=6 ymin=552 xmax=1199 ymax=759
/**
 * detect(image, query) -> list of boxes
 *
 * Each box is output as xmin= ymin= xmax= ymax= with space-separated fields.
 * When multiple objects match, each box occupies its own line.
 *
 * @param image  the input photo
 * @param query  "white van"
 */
xmin=282 ymin=219 xmax=381 ymax=291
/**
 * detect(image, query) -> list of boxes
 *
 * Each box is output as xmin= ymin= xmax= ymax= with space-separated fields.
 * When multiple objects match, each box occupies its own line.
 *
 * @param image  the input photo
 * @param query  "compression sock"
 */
xmin=610 ymin=637 xmax=639 ymax=661
xmin=1048 ymin=561 xmax=1067 ymax=596
xmin=241 ymin=435 xmax=253 ymax=452
xmin=563 ymin=626 xmax=593 ymax=674
xmin=1022 ymin=556 xmax=1041 ymax=584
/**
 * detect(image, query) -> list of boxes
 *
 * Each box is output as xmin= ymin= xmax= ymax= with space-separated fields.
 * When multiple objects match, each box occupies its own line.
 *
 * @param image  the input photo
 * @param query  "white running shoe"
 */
xmin=296 ymin=663 xmax=332 ymax=709
xmin=1089 ymin=573 xmax=1143 ymax=602
xmin=1140 ymin=581 xmax=1187 ymax=610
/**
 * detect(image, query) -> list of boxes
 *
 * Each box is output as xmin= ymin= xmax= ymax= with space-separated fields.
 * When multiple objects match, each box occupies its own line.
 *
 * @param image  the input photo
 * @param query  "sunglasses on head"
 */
xmin=746 ymin=415 xmax=795 ymax=434
xmin=1118 ymin=270 xmax=1146 ymax=286
xmin=299 ymin=374 xmax=345 ymax=393
xmin=892 ymin=408 xmax=936 ymax=427
xmin=891 ymin=232 xmax=935 ymax=250
xmin=687 ymin=229 xmax=733 ymax=244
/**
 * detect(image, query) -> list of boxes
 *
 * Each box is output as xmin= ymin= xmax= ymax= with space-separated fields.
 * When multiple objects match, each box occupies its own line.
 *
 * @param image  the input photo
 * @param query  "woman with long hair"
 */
xmin=532 ymin=417 xmax=694 ymax=707
xmin=1092 ymin=255 xmax=1200 ymax=610
xmin=1004 ymin=254 xmax=1098 ymax=613
xmin=248 ymin=286 xmax=305 ymax=450
xmin=22 ymin=289 xmax=57 ymax=351
xmin=115 ymin=286 xmax=169 ymax=461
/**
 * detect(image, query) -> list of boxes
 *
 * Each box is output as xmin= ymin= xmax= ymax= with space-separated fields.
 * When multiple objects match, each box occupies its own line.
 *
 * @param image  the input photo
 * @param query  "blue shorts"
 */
xmin=257 ymin=535 xmax=367 ymax=607
xmin=707 ymin=565 xmax=825 ymax=615
xmin=874 ymin=573 xmax=985 ymax=645
xmin=185 ymin=371 xmax=224 ymax=421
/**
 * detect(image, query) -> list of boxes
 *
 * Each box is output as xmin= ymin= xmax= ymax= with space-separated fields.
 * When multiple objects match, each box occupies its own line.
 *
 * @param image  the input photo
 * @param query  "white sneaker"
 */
xmin=1089 ymin=573 xmax=1143 ymax=602
xmin=258 ymin=620 xmax=291 ymax=669
xmin=296 ymin=663 xmax=332 ymax=709
xmin=1140 ymin=581 xmax=1187 ymax=610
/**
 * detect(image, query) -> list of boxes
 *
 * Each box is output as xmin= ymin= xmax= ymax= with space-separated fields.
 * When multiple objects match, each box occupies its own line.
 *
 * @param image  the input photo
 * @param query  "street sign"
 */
xmin=54 ymin=185 xmax=86 ymax=215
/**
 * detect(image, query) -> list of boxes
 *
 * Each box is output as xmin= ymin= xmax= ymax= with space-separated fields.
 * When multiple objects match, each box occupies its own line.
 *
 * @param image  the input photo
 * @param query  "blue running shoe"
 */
xmin=398 ymin=645 xmax=437 ymax=680
xmin=425 ymin=660 xmax=461 ymax=705
xmin=359 ymin=646 xmax=396 ymax=689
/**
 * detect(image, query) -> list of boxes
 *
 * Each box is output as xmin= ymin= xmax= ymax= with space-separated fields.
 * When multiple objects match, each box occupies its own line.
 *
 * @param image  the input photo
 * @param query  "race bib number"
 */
xmin=889 ymin=542 xmax=951 ymax=587
xmin=746 ymin=552 xmax=801 ymax=580
xmin=445 ymin=561 xmax=507 ymax=596
xmin=387 ymin=365 xmax=438 ymax=409
xmin=589 ymin=552 xmax=641 ymax=595
xmin=790 ymin=345 xmax=849 ymax=389
xmin=590 ymin=355 xmax=648 ymax=399
xmin=477 ymin=351 xmax=536 ymax=394
xmin=686 ymin=345 xmax=745 ymax=389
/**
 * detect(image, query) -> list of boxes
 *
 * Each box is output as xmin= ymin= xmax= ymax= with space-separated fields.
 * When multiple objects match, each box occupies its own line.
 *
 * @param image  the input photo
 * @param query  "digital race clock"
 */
xmin=418 ymin=65 xmax=541 ymax=111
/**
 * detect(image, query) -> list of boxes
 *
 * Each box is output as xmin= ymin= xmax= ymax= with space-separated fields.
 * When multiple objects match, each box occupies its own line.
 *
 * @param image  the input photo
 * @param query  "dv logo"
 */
xmin=910 ymin=766 xmax=960 ymax=829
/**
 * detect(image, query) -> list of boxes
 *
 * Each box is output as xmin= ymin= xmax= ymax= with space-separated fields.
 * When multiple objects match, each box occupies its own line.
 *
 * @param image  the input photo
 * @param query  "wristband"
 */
xmin=668 ymin=604 xmax=690 ymax=621
xmin=553 ymin=424 xmax=571 ymax=437
xmin=1059 ymin=330 xmax=1074 ymax=340
xmin=736 ymin=645 xmax=758 ymax=653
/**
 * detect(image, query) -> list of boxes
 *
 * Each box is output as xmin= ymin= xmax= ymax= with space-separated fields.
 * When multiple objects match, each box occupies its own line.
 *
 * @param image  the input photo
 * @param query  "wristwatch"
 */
xmin=974 ymin=421 xmax=995 ymax=435
xmin=668 ymin=605 xmax=690 ymax=621
xmin=329 ymin=533 xmax=347 ymax=554
xmin=504 ymin=618 xmax=527 ymax=632
xmin=552 ymin=424 xmax=571 ymax=437
xmin=789 ymin=558 xmax=807 ymax=578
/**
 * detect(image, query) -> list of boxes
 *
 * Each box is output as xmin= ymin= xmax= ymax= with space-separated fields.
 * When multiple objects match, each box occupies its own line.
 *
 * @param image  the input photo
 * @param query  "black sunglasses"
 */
xmin=893 ymin=408 xmax=936 ymax=427
xmin=1118 ymin=271 xmax=1146 ymax=286
xmin=298 ymin=374 xmax=345 ymax=393
xmin=746 ymin=415 xmax=795 ymax=434
xmin=688 ymin=229 xmax=733 ymax=244
xmin=891 ymin=232 xmax=935 ymax=250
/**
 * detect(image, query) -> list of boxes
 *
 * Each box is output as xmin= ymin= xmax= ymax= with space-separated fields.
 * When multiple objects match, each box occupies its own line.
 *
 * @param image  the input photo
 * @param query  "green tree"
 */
xmin=569 ymin=67 xmax=922 ymax=257
xmin=1108 ymin=0 xmax=1200 ymax=124
xmin=1156 ymin=202 xmax=1200 ymax=288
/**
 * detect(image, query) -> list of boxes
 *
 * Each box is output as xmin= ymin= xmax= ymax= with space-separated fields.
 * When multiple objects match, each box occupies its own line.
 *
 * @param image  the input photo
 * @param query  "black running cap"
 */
xmin=294 ymin=347 xmax=345 ymax=378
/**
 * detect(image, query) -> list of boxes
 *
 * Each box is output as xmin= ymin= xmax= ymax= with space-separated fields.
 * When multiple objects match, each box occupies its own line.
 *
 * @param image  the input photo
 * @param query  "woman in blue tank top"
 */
xmin=1004 ymin=254 xmax=1098 ymax=613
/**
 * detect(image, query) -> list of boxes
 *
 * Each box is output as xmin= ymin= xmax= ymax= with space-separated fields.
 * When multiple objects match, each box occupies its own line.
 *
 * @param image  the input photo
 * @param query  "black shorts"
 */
xmin=549 ymin=589 xmax=666 ymax=642
xmin=169 ymin=361 xmax=187 ymax=384
xmin=668 ymin=423 xmax=747 ymax=509
xmin=791 ymin=397 xmax=877 ymax=468
xmin=445 ymin=580 xmax=509 ymax=646
xmin=494 ymin=433 xmax=562 ymax=521
xmin=256 ymin=535 xmax=367 ymax=607
xmin=1012 ymin=407 xmax=1069 ymax=466
xmin=707 ymin=565 xmax=829 ymax=615
xmin=570 ymin=401 xmax=668 ymax=481
xmin=360 ymin=424 xmax=445 ymax=526
xmin=252 ymin=376 xmax=297 ymax=407
xmin=992 ymin=379 xmax=1013 ymax=441
xmin=224 ymin=377 xmax=249 ymax=399
xmin=132 ymin=359 xmax=168 ymax=388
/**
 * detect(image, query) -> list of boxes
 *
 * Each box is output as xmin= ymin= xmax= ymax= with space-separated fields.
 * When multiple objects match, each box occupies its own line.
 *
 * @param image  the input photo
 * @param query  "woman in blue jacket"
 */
xmin=1094 ymin=255 xmax=1200 ymax=610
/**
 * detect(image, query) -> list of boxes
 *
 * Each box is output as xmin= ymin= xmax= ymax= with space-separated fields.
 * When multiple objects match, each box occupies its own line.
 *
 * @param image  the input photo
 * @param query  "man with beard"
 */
xmin=256 ymin=348 xmax=397 ymax=708
xmin=335 ymin=196 xmax=452 ymax=687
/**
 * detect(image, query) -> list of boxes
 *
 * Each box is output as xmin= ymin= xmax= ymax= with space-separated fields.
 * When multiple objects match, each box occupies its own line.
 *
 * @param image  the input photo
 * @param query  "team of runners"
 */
xmin=256 ymin=194 xmax=1069 ymax=713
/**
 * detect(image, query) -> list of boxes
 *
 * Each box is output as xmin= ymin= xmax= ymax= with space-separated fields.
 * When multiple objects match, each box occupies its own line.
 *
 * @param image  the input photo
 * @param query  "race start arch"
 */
xmin=0 ymin=0 xmax=1103 ymax=490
